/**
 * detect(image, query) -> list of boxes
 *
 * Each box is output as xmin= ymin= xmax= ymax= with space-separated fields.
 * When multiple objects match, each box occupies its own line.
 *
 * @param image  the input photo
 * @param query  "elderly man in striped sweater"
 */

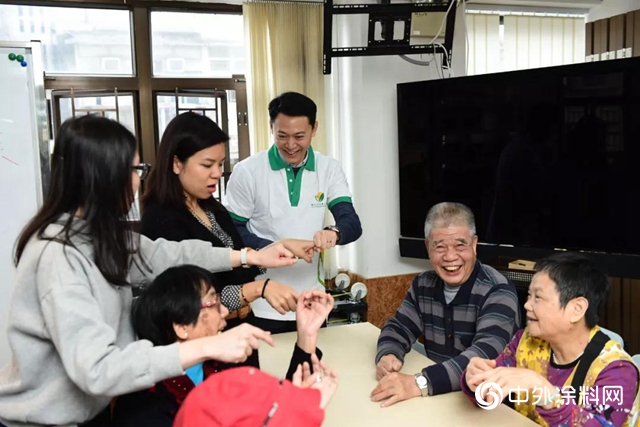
xmin=371 ymin=202 xmax=520 ymax=407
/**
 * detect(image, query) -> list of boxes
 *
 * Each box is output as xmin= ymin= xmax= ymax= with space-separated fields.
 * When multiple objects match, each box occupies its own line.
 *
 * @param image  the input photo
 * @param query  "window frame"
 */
xmin=4 ymin=0 xmax=250 ymax=169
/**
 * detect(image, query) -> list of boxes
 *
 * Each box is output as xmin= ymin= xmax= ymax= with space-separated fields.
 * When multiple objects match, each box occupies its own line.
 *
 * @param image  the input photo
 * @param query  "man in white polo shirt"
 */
xmin=224 ymin=92 xmax=362 ymax=333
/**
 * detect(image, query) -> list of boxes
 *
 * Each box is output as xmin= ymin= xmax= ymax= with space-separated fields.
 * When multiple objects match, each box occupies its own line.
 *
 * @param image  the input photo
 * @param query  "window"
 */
xmin=0 ymin=4 xmax=134 ymax=75
xmin=57 ymin=94 xmax=136 ymax=135
xmin=151 ymin=11 xmax=246 ymax=77
xmin=33 ymin=2 xmax=250 ymax=200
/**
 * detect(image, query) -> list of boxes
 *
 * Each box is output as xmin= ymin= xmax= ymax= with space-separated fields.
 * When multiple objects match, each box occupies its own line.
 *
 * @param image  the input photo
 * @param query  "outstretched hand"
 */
xmin=205 ymin=323 xmax=275 ymax=364
xmin=292 ymin=353 xmax=339 ymax=409
xmin=281 ymin=239 xmax=315 ymax=263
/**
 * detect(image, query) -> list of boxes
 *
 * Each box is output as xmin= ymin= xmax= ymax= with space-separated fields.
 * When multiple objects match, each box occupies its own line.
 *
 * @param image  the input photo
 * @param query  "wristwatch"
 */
xmin=240 ymin=247 xmax=250 ymax=269
xmin=323 ymin=225 xmax=341 ymax=243
xmin=414 ymin=373 xmax=429 ymax=397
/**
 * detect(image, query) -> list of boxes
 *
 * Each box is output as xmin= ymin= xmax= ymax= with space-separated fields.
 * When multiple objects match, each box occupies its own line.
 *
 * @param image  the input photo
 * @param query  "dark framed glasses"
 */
xmin=131 ymin=163 xmax=152 ymax=180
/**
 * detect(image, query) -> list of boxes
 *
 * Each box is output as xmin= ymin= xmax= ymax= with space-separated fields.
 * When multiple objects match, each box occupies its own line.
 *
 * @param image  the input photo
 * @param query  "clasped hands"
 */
xmin=465 ymin=357 xmax=554 ymax=408
xmin=281 ymin=229 xmax=340 ymax=264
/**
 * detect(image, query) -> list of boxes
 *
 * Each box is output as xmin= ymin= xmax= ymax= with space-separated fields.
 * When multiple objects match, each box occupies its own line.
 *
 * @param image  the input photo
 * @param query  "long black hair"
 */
xmin=132 ymin=265 xmax=223 ymax=346
xmin=143 ymin=112 xmax=229 ymax=214
xmin=15 ymin=115 xmax=139 ymax=286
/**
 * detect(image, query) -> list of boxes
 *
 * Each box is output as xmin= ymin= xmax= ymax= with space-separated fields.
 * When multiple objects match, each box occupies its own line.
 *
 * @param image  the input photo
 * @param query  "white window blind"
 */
xmin=467 ymin=14 xmax=501 ymax=76
xmin=466 ymin=13 xmax=586 ymax=76
xmin=504 ymin=15 xmax=585 ymax=71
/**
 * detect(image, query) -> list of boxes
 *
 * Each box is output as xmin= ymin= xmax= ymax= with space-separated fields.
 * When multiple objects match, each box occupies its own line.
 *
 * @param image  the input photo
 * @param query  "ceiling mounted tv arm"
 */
xmin=323 ymin=0 xmax=457 ymax=74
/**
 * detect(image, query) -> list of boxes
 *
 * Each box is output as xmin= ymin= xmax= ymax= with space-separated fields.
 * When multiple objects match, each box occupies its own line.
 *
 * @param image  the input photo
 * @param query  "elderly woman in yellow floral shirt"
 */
xmin=462 ymin=253 xmax=639 ymax=427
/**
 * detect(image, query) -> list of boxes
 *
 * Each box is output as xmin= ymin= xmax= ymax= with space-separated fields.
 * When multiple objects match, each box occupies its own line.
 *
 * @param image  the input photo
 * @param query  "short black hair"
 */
xmin=268 ymin=92 xmax=317 ymax=125
xmin=132 ymin=265 xmax=222 ymax=346
xmin=534 ymin=253 xmax=609 ymax=328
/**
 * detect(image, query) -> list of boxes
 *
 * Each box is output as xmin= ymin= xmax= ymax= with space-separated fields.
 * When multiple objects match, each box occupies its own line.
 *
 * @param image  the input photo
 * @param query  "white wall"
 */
xmin=325 ymin=4 xmax=467 ymax=279
xmin=587 ymin=0 xmax=640 ymax=22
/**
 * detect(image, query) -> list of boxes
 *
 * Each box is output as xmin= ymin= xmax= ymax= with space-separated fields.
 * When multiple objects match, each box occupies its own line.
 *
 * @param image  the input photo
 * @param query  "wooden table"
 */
xmin=259 ymin=322 xmax=538 ymax=427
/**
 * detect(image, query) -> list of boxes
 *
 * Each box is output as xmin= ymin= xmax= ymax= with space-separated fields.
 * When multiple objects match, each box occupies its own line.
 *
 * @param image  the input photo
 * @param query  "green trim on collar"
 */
xmin=268 ymin=144 xmax=315 ymax=171
xmin=229 ymin=212 xmax=249 ymax=222
xmin=328 ymin=196 xmax=353 ymax=210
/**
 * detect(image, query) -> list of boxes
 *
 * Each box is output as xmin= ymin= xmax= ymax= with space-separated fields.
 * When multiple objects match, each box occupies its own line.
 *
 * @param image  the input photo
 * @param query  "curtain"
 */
xmin=504 ymin=15 xmax=585 ymax=71
xmin=467 ymin=13 xmax=501 ymax=76
xmin=466 ymin=13 xmax=585 ymax=76
xmin=243 ymin=1 xmax=326 ymax=154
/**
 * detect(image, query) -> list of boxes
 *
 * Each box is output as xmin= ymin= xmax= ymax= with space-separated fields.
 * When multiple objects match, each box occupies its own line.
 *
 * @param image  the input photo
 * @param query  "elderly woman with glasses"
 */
xmin=462 ymin=253 xmax=640 ymax=427
xmin=112 ymin=265 xmax=335 ymax=426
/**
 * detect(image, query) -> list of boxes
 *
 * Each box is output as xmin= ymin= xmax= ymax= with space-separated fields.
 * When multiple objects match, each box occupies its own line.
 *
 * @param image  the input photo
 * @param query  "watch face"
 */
xmin=416 ymin=376 xmax=428 ymax=388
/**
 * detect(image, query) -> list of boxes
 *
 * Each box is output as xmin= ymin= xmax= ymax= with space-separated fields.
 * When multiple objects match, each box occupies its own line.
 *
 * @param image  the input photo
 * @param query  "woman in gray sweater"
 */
xmin=0 ymin=116 xmax=296 ymax=427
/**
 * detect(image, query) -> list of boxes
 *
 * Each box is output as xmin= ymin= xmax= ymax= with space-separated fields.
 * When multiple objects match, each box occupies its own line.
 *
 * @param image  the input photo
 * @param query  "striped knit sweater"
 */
xmin=376 ymin=261 xmax=520 ymax=396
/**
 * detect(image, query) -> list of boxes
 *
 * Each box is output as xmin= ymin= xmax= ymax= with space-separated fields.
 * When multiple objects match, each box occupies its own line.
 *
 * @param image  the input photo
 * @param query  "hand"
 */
xmin=376 ymin=354 xmax=403 ymax=380
xmin=204 ymin=323 xmax=275 ymax=364
xmin=370 ymin=372 xmax=421 ymax=408
xmin=465 ymin=357 xmax=497 ymax=392
xmin=296 ymin=291 xmax=334 ymax=352
xmin=246 ymin=242 xmax=296 ymax=268
xmin=281 ymin=239 xmax=315 ymax=263
xmin=313 ymin=230 xmax=338 ymax=252
xmin=292 ymin=353 xmax=339 ymax=409
xmin=474 ymin=367 xmax=549 ymax=399
xmin=263 ymin=280 xmax=299 ymax=315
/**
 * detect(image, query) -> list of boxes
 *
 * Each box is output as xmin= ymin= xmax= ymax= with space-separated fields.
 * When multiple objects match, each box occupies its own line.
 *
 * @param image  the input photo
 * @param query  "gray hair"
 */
xmin=424 ymin=202 xmax=477 ymax=240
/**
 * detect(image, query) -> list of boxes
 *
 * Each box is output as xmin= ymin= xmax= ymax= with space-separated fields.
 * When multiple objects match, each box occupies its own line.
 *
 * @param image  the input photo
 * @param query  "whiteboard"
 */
xmin=0 ymin=43 xmax=48 ymax=366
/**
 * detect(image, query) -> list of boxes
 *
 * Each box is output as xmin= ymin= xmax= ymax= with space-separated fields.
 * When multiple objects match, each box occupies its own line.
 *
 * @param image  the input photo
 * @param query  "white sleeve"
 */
xmin=223 ymin=162 xmax=256 ymax=222
xmin=327 ymin=158 xmax=353 ymax=209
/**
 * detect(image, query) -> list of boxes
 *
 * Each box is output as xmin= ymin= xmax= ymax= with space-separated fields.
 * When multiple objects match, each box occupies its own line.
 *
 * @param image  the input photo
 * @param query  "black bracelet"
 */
xmin=261 ymin=279 xmax=271 ymax=299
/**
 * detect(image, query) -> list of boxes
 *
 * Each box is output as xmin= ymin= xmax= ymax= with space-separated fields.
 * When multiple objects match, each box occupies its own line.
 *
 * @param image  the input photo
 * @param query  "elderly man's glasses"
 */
xmin=131 ymin=163 xmax=152 ymax=180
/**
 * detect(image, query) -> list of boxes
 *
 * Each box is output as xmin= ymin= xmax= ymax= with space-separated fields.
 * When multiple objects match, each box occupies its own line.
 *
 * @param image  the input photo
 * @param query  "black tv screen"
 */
xmin=397 ymin=58 xmax=640 ymax=255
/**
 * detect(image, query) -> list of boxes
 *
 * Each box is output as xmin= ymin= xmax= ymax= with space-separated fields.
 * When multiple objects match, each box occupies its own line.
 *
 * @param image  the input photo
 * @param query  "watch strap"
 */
xmin=323 ymin=225 xmax=341 ymax=242
xmin=240 ymin=247 xmax=249 ymax=268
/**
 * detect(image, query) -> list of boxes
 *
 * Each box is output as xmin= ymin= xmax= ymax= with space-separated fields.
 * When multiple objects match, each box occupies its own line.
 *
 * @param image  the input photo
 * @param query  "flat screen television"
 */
xmin=397 ymin=57 xmax=640 ymax=260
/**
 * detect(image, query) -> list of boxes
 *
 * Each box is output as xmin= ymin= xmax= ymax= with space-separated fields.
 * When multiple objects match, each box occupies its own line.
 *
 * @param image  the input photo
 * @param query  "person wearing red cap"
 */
xmin=112 ymin=265 xmax=334 ymax=426
xmin=174 ymin=354 xmax=338 ymax=427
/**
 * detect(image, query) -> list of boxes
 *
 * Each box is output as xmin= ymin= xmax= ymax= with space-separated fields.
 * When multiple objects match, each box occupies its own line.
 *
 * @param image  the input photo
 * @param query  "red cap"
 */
xmin=174 ymin=366 xmax=325 ymax=427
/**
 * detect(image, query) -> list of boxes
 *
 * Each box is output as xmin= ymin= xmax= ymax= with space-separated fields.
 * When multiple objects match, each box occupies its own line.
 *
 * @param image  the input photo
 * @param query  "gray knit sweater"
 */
xmin=0 ymin=217 xmax=233 ymax=426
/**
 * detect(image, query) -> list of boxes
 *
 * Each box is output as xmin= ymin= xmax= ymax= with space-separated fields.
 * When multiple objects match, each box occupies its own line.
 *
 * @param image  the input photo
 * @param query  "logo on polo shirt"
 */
xmin=311 ymin=191 xmax=326 ymax=208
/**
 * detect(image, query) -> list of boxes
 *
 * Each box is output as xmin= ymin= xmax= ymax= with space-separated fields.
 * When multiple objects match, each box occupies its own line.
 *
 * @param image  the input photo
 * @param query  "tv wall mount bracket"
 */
xmin=322 ymin=0 xmax=457 ymax=74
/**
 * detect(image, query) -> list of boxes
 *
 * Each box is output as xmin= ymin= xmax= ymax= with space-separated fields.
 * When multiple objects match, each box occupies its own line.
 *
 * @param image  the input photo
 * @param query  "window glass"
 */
xmin=151 ymin=11 xmax=246 ymax=77
xmin=0 ymin=5 xmax=134 ymax=75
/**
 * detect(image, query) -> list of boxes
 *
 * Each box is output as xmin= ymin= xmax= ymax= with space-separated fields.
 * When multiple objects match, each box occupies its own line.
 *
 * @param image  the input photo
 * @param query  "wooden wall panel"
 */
xmin=601 ymin=18 xmax=610 ymax=53
xmin=626 ymin=12 xmax=635 ymax=52
xmin=635 ymin=10 xmax=640 ymax=56
xmin=609 ymin=15 xmax=625 ymax=51
xmin=593 ymin=20 xmax=603 ymax=54
xmin=586 ymin=22 xmax=594 ymax=56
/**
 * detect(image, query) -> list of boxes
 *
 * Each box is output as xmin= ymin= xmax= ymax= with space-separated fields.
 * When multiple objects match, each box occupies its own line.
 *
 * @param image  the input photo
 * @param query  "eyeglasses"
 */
xmin=200 ymin=292 xmax=221 ymax=311
xmin=131 ymin=163 xmax=152 ymax=180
